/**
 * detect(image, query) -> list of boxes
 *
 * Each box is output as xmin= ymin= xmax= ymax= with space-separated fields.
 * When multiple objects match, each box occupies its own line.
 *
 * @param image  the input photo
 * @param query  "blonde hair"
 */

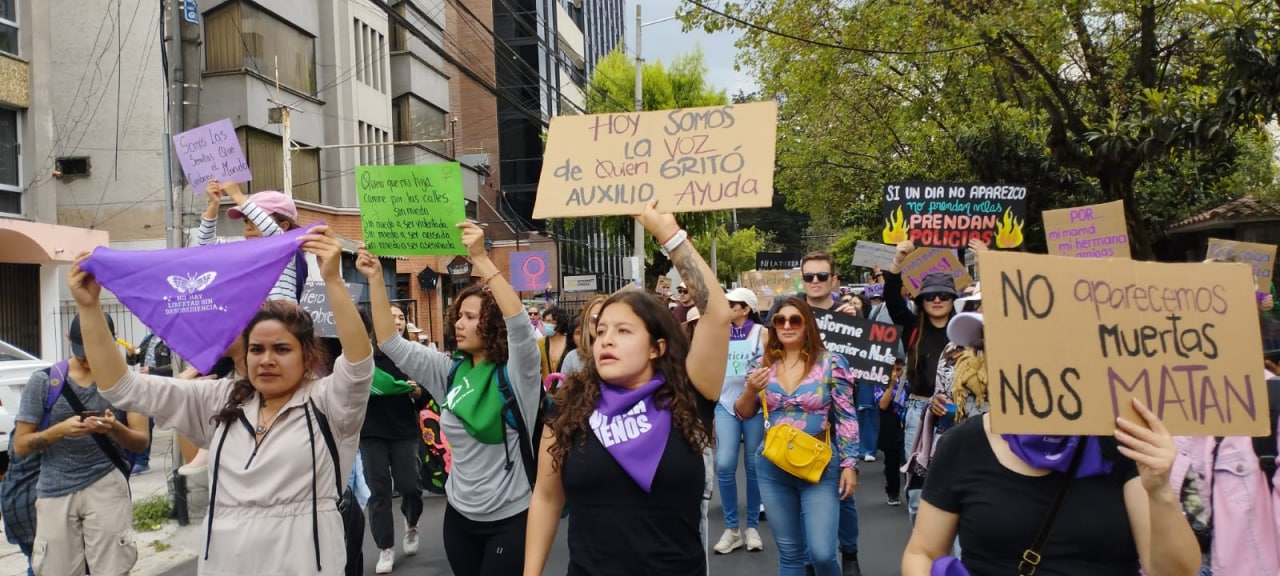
xmin=950 ymin=348 xmax=987 ymax=422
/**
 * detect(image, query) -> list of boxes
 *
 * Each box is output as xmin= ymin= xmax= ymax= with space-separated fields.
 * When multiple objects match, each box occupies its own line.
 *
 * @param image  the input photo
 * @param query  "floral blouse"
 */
xmin=761 ymin=352 xmax=860 ymax=468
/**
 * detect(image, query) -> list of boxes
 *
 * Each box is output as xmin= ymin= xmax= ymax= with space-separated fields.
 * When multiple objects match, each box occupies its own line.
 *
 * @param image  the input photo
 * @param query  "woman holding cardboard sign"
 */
xmin=902 ymin=399 xmax=1200 ymax=576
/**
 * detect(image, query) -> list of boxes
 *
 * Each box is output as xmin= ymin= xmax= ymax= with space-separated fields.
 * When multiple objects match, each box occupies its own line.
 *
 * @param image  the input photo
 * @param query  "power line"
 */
xmin=368 ymin=0 xmax=551 ymax=128
xmin=684 ymin=0 xmax=987 ymax=56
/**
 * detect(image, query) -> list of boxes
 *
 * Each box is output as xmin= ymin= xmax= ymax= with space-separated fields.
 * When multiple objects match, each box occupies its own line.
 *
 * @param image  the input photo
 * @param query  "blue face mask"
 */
xmin=543 ymin=324 xmax=557 ymax=337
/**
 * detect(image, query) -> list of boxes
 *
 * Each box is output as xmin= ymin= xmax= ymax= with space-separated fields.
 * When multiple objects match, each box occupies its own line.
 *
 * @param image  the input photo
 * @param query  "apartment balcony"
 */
xmin=555 ymin=2 xmax=585 ymax=69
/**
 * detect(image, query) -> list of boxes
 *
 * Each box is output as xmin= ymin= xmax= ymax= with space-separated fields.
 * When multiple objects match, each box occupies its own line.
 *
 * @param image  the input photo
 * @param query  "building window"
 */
xmin=393 ymin=96 xmax=448 ymax=155
xmin=0 ymin=0 xmax=16 ymax=57
xmin=236 ymin=127 xmax=321 ymax=204
xmin=358 ymin=121 xmax=391 ymax=166
xmin=205 ymin=1 xmax=317 ymax=95
xmin=0 ymin=108 xmax=20 ymax=214
xmin=353 ymin=18 xmax=387 ymax=93
xmin=389 ymin=1 xmax=443 ymax=53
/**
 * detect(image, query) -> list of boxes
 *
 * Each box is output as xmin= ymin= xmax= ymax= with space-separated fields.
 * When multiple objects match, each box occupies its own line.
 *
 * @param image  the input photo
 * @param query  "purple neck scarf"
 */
xmin=730 ymin=319 xmax=755 ymax=341
xmin=1001 ymin=434 xmax=1113 ymax=479
xmin=81 ymin=223 xmax=319 ymax=374
xmin=591 ymin=374 xmax=672 ymax=492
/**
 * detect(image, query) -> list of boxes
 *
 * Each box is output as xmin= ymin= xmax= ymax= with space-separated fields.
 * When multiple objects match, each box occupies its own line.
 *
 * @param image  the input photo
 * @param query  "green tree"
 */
xmin=691 ymin=224 xmax=775 ymax=285
xmin=578 ymin=48 xmax=733 ymax=283
xmin=684 ymin=0 xmax=1280 ymax=259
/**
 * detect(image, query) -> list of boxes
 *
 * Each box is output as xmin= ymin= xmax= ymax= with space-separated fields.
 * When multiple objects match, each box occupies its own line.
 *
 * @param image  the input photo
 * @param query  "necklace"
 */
xmin=257 ymin=402 xmax=282 ymax=435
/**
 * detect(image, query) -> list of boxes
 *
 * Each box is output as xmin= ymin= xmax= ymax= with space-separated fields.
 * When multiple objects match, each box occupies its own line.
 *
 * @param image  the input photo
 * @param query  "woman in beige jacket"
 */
xmin=66 ymin=226 xmax=374 ymax=576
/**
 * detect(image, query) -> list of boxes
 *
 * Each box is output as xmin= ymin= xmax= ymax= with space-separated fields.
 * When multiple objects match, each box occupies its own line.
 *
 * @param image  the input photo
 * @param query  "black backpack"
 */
xmin=313 ymin=402 xmax=364 ymax=576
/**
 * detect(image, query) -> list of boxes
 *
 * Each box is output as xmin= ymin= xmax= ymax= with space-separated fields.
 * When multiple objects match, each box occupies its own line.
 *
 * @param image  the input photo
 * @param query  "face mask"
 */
xmin=543 ymin=324 xmax=556 ymax=337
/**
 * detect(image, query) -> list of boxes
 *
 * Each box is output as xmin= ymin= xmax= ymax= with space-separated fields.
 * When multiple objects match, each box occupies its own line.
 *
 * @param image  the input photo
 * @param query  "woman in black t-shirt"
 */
xmin=901 ymin=400 xmax=1201 ymax=576
xmin=523 ymin=202 xmax=731 ymax=576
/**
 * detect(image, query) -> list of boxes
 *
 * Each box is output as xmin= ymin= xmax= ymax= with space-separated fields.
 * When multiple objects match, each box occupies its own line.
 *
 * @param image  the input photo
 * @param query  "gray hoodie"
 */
xmin=379 ymin=311 xmax=541 ymax=522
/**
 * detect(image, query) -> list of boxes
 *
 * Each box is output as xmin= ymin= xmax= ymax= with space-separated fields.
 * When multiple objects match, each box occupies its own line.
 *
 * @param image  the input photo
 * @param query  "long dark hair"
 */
xmin=443 ymin=284 xmax=509 ymax=364
xmin=546 ymin=290 xmax=710 ymax=470
xmin=213 ymin=300 xmax=330 ymax=425
xmin=905 ymin=295 xmax=956 ymax=387
xmin=763 ymin=297 xmax=825 ymax=375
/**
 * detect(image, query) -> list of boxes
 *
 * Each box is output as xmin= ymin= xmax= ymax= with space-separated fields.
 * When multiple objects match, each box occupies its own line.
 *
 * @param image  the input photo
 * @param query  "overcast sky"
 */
xmin=623 ymin=0 xmax=758 ymax=98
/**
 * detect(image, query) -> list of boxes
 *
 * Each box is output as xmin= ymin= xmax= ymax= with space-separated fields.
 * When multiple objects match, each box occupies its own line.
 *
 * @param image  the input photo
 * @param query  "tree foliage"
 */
xmin=691 ymin=224 xmax=775 ymax=285
xmin=684 ymin=0 xmax=1280 ymax=259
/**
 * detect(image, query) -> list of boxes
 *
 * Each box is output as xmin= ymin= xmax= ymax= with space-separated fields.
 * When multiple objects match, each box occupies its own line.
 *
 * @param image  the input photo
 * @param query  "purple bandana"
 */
xmin=931 ymin=557 xmax=970 ymax=576
xmin=1001 ymin=434 xmax=1113 ymax=479
xmin=82 ymin=223 xmax=319 ymax=374
xmin=591 ymin=374 xmax=672 ymax=492
xmin=730 ymin=319 xmax=755 ymax=341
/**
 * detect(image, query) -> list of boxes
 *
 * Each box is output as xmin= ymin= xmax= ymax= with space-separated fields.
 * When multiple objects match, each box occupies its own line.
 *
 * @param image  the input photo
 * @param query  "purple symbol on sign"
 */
xmin=509 ymin=251 xmax=549 ymax=292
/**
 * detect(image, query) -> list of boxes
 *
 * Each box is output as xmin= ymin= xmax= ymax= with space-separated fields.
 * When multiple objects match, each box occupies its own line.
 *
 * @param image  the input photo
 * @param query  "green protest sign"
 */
xmin=357 ymin=163 xmax=467 ymax=256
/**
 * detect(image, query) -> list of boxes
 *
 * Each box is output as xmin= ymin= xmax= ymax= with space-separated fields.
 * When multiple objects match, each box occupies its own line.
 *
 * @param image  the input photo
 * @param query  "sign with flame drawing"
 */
xmin=882 ymin=183 xmax=1028 ymax=249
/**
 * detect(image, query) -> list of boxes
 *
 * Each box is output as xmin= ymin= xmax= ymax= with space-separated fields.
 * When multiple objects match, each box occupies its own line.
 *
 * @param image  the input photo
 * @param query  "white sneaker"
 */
xmin=713 ymin=528 xmax=743 ymax=554
xmin=745 ymin=528 xmax=764 ymax=551
xmin=403 ymin=523 xmax=419 ymax=556
xmin=375 ymin=549 xmax=394 ymax=574
xmin=863 ymin=454 xmax=877 ymax=462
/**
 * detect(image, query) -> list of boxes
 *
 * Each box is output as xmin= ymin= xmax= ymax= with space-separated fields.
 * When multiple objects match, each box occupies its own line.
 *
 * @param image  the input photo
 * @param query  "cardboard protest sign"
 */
xmin=898 ymin=248 xmax=973 ymax=297
xmin=756 ymin=252 xmax=801 ymax=271
xmin=357 ymin=164 xmax=467 ymax=256
xmin=655 ymin=276 xmax=672 ymax=295
xmin=812 ymin=309 xmax=901 ymax=386
xmin=851 ymin=241 xmax=897 ymax=270
xmin=981 ymin=251 xmax=1268 ymax=436
xmin=1043 ymin=200 xmax=1130 ymax=259
xmin=738 ymin=269 xmax=802 ymax=311
xmin=173 ymin=119 xmax=251 ymax=189
xmin=509 ymin=251 xmax=550 ymax=292
xmin=533 ymin=101 xmax=778 ymax=218
xmin=882 ymin=182 xmax=1027 ymax=249
xmin=299 ymin=281 xmax=367 ymax=338
xmin=1207 ymin=238 xmax=1276 ymax=291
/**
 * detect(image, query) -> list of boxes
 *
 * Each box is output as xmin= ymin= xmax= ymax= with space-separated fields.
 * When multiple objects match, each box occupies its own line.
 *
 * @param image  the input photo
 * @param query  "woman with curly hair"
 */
xmin=523 ymin=201 xmax=731 ymax=575
xmin=360 ymin=222 xmax=541 ymax=576
xmin=736 ymin=296 xmax=860 ymax=576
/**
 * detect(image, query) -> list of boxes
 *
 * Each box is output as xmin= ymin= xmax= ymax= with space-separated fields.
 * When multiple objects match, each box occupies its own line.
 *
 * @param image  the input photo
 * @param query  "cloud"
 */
xmin=624 ymin=0 xmax=759 ymax=98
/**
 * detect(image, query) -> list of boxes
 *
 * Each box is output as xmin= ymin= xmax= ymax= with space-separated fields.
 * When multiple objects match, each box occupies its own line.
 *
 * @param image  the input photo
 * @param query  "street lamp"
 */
xmin=632 ymin=5 xmax=679 ymax=287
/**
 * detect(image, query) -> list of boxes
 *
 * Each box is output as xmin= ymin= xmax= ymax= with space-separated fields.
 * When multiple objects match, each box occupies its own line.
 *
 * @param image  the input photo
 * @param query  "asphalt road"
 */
xmin=162 ymin=459 xmax=913 ymax=575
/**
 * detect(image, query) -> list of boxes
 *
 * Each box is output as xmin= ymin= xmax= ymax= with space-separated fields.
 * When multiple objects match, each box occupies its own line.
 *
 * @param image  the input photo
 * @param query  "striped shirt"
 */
xmin=194 ymin=200 xmax=299 ymax=302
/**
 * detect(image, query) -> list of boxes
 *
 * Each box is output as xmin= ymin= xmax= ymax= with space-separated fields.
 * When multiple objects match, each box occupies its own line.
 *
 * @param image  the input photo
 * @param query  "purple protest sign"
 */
xmin=173 ymin=118 xmax=252 ymax=191
xmin=509 ymin=251 xmax=549 ymax=292
xmin=81 ymin=224 xmax=319 ymax=373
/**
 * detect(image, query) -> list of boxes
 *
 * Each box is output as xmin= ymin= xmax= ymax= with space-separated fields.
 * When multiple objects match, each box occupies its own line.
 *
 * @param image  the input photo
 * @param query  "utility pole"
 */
xmin=632 ymin=4 xmax=645 ymax=288
xmin=269 ymin=56 xmax=296 ymax=198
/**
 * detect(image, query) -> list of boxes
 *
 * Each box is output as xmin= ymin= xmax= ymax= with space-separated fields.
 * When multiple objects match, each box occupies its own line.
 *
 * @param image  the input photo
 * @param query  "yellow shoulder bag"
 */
xmin=760 ymin=354 xmax=833 ymax=483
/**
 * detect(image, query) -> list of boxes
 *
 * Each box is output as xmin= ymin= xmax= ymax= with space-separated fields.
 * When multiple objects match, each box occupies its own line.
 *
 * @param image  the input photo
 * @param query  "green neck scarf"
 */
xmin=370 ymin=368 xmax=415 ymax=396
xmin=444 ymin=355 xmax=504 ymax=444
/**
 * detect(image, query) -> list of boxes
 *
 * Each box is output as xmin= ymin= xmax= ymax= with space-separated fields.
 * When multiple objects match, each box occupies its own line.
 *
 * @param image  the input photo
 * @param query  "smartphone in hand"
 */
xmin=79 ymin=410 xmax=103 ymax=420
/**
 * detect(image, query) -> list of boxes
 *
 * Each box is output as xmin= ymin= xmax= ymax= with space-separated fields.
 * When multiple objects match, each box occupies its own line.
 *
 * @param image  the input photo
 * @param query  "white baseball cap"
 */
xmin=725 ymin=287 xmax=760 ymax=311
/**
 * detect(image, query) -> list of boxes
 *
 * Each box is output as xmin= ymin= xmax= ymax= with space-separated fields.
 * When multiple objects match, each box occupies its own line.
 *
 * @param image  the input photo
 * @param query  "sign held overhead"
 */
xmin=1043 ymin=200 xmax=1131 ymax=259
xmin=534 ymin=101 xmax=778 ymax=218
xmin=357 ymin=163 xmax=467 ymax=256
xmin=882 ymin=182 xmax=1027 ymax=249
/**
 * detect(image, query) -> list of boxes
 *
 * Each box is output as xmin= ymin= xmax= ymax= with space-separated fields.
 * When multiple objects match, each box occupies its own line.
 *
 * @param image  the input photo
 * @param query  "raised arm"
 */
xmin=358 ymin=246 xmax=454 ymax=397
xmin=302 ymin=226 xmax=370 ymax=363
xmin=635 ymin=201 xmax=729 ymax=400
xmin=357 ymin=247 xmax=400 ymax=345
xmin=67 ymin=254 xmax=128 ymax=392
xmin=883 ymin=241 xmax=918 ymax=328
xmin=195 ymin=180 xmax=223 ymax=246
xmin=458 ymin=221 xmax=523 ymax=318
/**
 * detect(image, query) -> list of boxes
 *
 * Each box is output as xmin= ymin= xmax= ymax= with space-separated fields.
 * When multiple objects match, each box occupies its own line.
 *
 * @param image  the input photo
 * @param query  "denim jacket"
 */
xmin=1170 ymin=435 xmax=1280 ymax=576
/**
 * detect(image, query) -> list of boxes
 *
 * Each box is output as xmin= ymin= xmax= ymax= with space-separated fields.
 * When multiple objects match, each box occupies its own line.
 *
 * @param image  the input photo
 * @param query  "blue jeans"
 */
xmin=715 ymin=405 xmax=764 ymax=529
xmin=756 ymin=453 xmax=842 ymax=576
xmin=838 ymin=493 xmax=858 ymax=553
xmin=856 ymin=383 xmax=879 ymax=457
xmin=903 ymin=397 xmax=930 ymax=525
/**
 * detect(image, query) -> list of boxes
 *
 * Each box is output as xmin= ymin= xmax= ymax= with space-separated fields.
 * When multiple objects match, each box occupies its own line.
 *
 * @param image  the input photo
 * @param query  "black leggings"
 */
xmin=878 ymin=408 xmax=904 ymax=496
xmin=442 ymin=505 xmax=527 ymax=576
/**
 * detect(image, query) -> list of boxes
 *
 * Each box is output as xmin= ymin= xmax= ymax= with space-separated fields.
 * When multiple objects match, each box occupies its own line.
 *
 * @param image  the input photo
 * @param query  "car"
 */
xmin=0 ymin=339 xmax=52 ymax=468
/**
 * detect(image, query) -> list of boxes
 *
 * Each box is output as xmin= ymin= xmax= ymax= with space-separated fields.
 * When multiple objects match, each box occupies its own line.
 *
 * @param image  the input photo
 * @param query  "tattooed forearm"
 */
xmin=27 ymin=433 xmax=52 ymax=453
xmin=669 ymin=241 xmax=713 ymax=312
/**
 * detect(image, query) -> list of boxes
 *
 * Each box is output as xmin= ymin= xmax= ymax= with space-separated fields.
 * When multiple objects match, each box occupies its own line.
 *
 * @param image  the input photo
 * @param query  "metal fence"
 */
xmin=50 ymin=301 xmax=151 ymax=359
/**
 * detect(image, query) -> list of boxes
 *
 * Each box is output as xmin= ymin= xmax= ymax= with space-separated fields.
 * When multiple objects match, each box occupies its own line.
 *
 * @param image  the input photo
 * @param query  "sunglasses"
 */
xmin=771 ymin=314 xmax=805 ymax=329
xmin=677 ymin=288 xmax=688 ymax=294
xmin=923 ymin=293 xmax=956 ymax=302
xmin=802 ymin=272 xmax=831 ymax=283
